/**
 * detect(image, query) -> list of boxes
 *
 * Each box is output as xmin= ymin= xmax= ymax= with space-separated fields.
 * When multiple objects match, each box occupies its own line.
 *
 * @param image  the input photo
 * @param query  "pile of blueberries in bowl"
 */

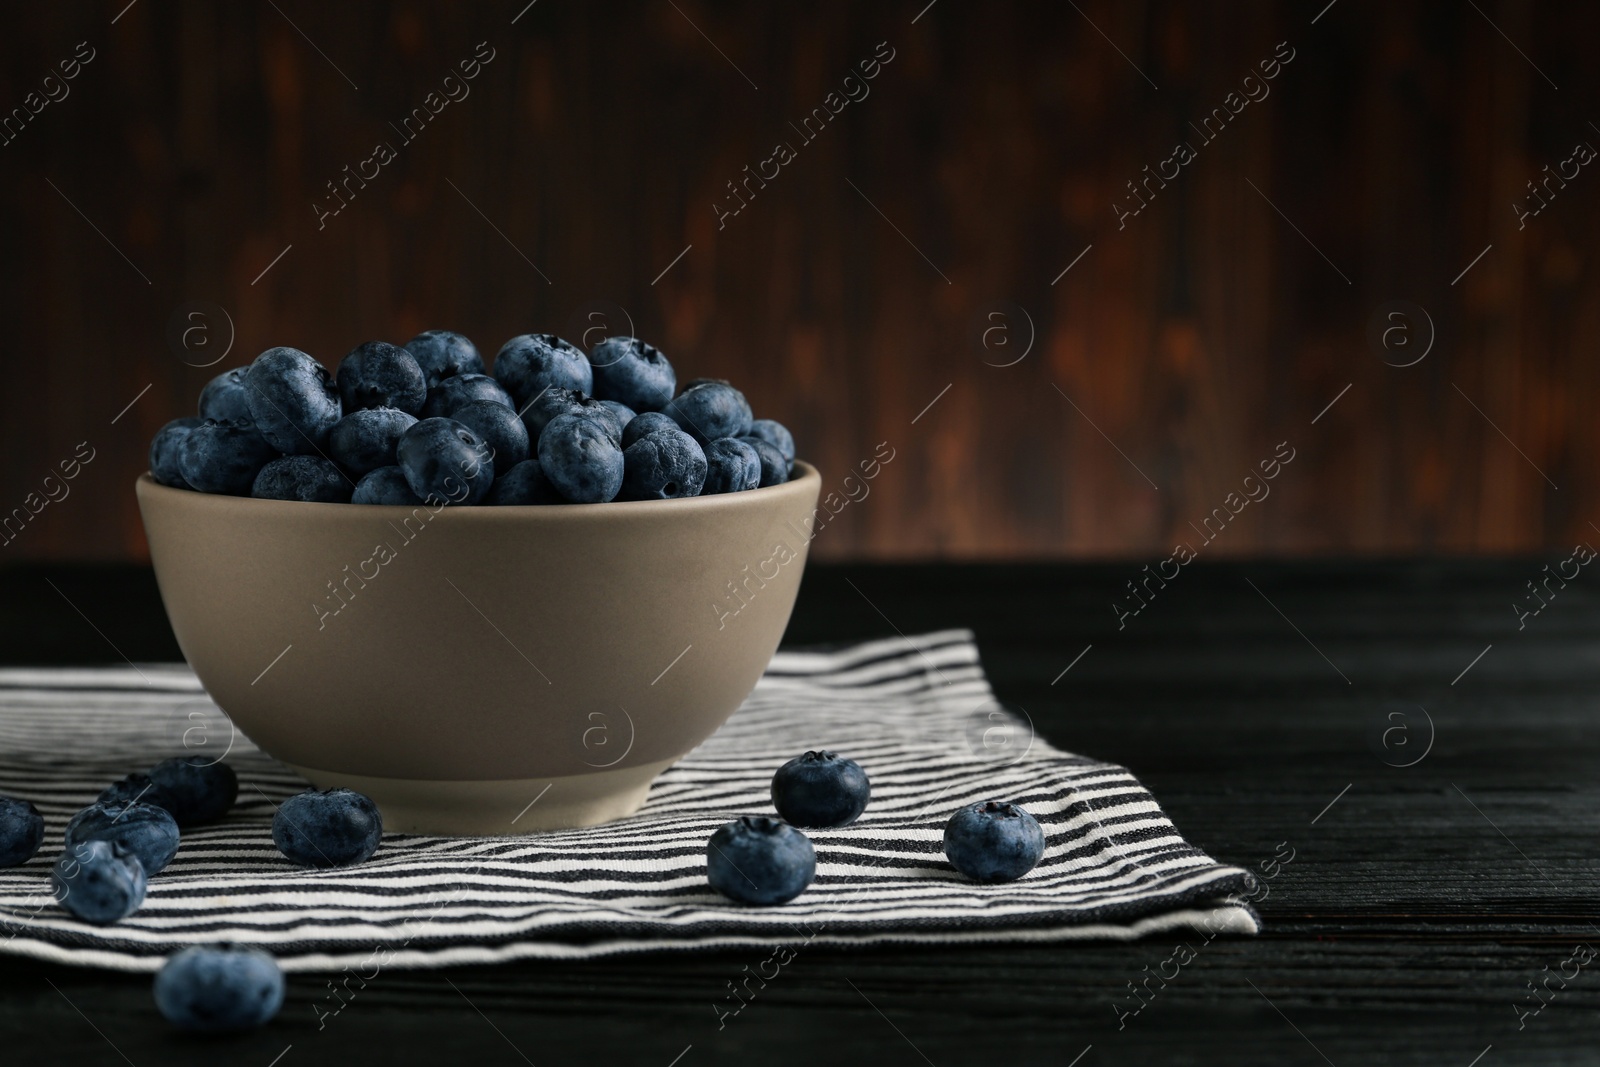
xmin=147 ymin=331 xmax=797 ymax=506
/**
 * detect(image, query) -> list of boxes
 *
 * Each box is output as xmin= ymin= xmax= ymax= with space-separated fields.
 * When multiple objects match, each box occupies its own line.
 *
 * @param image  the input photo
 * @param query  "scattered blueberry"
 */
xmin=739 ymin=436 xmax=790 ymax=487
xmin=335 ymin=340 xmax=427 ymax=416
xmin=52 ymin=839 xmax=147 ymax=924
xmin=148 ymin=758 xmax=238 ymax=827
xmin=589 ymin=337 xmax=676 ymax=412
xmin=620 ymin=427 xmax=707 ymax=500
xmin=154 ymin=945 xmax=284 ymax=1032
xmin=329 ymin=407 xmax=418 ymax=476
xmin=702 ymin=438 xmax=762 ymax=494
xmin=244 ymin=347 xmax=343 ymax=454
xmin=251 ymin=456 xmax=352 ymax=503
xmin=771 ymin=751 xmax=871 ymax=828
xmin=745 ymin=419 xmax=796 ymax=472
xmin=451 ymin=398 xmax=530 ymax=469
xmin=492 ymin=334 xmax=592 ymax=408
xmin=405 ymin=330 xmax=484 ymax=390
xmin=421 ymin=373 xmax=515 ymax=419
xmin=598 ymin=399 xmax=637 ymax=433
xmin=0 ymin=797 xmax=45 ymax=868
xmin=148 ymin=417 xmax=203 ymax=489
xmin=943 ymin=801 xmax=1046 ymax=884
xmin=662 ymin=381 xmax=753 ymax=444
xmin=486 ymin=458 xmax=563 ymax=505
xmin=198 ymin=368 xmax=253 ymax=423
xmin=271 ymin=788 xmax=383 ymax=867
xmin=177 ymin=419 xmax=279 ymax=495
xmin=521 ymin=386 xmax=615 ymax=443
xmin=65 ymin=801 xmax=181 ymax=876
xmin=706 ymin=816 xmax=816 ymax=905
xmin=98 ymin=773 xmax=171 ymax=811
xmin=351 ymin=465 xmax=425 ymax=506
xmin=538 ymin=413 xmax=624 ymax=503
xmin=621 ymin=410 xmax=679 ymax=449
xmin=396 ymin=417 xmax=494 ymax=505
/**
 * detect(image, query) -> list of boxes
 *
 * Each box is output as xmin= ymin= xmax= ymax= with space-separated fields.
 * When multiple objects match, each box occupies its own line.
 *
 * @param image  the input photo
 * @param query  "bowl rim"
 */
xmin=136 ymin=460 xmax=822 ymax=518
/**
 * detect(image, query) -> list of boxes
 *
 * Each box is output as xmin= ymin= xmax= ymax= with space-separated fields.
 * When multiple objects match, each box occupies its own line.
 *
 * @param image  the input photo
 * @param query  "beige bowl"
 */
xmin=135 ymin=463 xmax=821 ymax=835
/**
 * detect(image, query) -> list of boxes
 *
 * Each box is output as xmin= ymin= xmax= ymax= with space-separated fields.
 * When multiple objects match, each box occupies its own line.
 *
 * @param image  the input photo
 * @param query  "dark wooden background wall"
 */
xmin=0 ymin=0 xmax=1595 ymax=561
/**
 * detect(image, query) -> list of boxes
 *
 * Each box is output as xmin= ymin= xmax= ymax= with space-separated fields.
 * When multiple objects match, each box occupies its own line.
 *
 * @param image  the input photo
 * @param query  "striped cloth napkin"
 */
xmin=0 ymin=630 xmax=1257 ymax=972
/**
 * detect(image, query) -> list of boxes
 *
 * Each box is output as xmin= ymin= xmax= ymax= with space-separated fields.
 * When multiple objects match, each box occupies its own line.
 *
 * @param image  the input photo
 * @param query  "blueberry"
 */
xmin=148 ymin=417 xmax=203 ymax=489
xmin=52 ymin=839 xmax=147 ymax=924
xmin=620 ymin=427 xmax=707 ymax=500
xmin=177 ymin=418 xmax=280 ymax=495
xmin=0 ymin=797 xmax=45 ymax=867
xmin=943 ymin=801 xmax=1045 ymax=884
xmin=396 ymin=417 xmax=494 ymax=505
xmin=521 ymin=386 xmax=618 ymax=443
xmin=662 ymin=381 xmax=753 ymax=444
xmin=702 ymin=438 xmax=761 ymax=494
xmin=451 ymin=398 xmax=530 ymax=469
xmin=537 ymin=413 xmax=624 ymax=503
xmin=198 ymin=368 xmax=253 ymax=423
xmin=621 ymin=410 xmax=679 ymax=449
xmin=492 ymin=334 xmax=592 ymax=408
xmin=272 ymin=788 xmax=383 ymax=867
xmin=679 ymin=377 xmax=729 ymax=391
xmin=244 ymin=347 xmax=342 ymax=454
xmin=771 ymin=751 xmax=871 ymax=828
xmin=706 ymin=816 xmax=816 ymax=905
xmin=422 ymin=373 xmax=515 ymax=419
xmin=148 ymin=757 xmax=238 ymax=827
xmin=351 ymin=465 xmax=425 ymax=506
xmin=738 ymin=436 xmax=789 ymax=487
xmin=598 ymin=399 xmax=637 ymax=433
xmin=251 ymin=455 xmax=352 ymax=503
xmin=329 ymin=408 xmax=418 ymax=476
xmin=745 ymin=418 xmax=796 ymax=471
xmin=589 ymin=337 xmax=676 ymax=412
xmin=405 ymin=330 xmax=484 ymax=390
xmin=155 ymin=944 xmax=285 ymax=1032
xmin=486 ymin=458 xmax=563 ymax=505
xmin=335 ymin=340 xmax=427 ymax=415
xmin=98 ymin=773 xmax=172 ymax=811
xmin=65 ymin=801 xmax=181 ymax=875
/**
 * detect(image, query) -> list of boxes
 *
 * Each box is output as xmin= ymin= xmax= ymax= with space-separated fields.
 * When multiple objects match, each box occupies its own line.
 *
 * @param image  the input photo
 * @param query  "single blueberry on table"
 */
xmin=421 ymin=373 xmax=515 ymax=419
xmin=65 ymin=801 xmax=181 ymax=876
xmin=251 ymin=455 xmax=353 ymax=503
xmin=0 ymin=796 xmax=45 ymax=867
xmin=701 ymin=438 xmax=761 ymax=495
xmin=272 ymin=788 xmax=383 ymax=867
xmin=329 ymin=408 xmax=418 ymax=476
xmin=620 ymin=427 xmax=707 ymax=500
xmin=335 ymin=340 xmax=427 ymax=416
xmin=486 ymin=459 xmax=563 ymax=505
xmin=492 ymin=333 xmax=592 ymax=408
xmin=706 ymin=816 xmax=816 ymax=905
xmin=598 ymin=399 xmax=637 ymax=433
xmin=244 ymin=347 xmax=343 ymax=454
xmin=943 ymin=800 xmax=1045 ymax=884
xmin=148 ymin=757 xmax=238 ymax=827
xmin=176 ymin=419 xmax=280 ymax=496
xmin=538 ymin=413 xmax=624 ymax=503
xmin=52 ymin=838 xmax=147 ymax=924
xmin=405 ymin=329 xmax=484 ymax=390
xmin=148 ymin=417 xmax=203 ymax=489
xmin=451 ymin=398 xmax=531 ymax=470
xmin=351 ymin=466 xmax=425 ymax=506
xmin=589 ymin=337 xmax=676 ymax=412
xmin=621 ymin=410 xmax=679 ymax=449
xmin=662 ymin=381 xmax=753 ymax=444
xmin=396 ymin=417 xmax=495 ymax=505
xmin=154 ymin=944 xmax=285 ymax=1032
xmin=745 ymin=418 xmax=796 ymax=471
xmin=198 ymin=367 xmax=253 ymax=423
xmin=521 ymin=387 xmax=618 ymax=443
xmin=738 ymin=436 xmax=790 ymax=488
xmin=771 ymin=751 xmax=871 ymax=828
xmin=99 ymin=773 xmax=171 ymax=811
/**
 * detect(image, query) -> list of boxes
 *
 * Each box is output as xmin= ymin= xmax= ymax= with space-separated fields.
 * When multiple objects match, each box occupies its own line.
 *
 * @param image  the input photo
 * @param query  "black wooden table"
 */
xmin=2 ymin=559 xmax=1597 ymax=1065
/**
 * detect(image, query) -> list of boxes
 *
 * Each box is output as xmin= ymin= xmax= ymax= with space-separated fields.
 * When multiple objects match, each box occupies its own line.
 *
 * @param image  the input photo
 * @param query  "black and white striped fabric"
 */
xmin=0 ymin=630 xmax=1257 ymax=973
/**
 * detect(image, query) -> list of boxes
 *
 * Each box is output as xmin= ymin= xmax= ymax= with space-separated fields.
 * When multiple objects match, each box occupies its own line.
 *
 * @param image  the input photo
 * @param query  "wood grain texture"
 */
xmin=0 ymin=1 xmax=1596 ymax=562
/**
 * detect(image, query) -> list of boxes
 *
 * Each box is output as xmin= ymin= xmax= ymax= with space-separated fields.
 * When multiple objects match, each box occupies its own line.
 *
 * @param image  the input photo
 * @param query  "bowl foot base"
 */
xmin=284 ymin=758 xmax=678 ymax=836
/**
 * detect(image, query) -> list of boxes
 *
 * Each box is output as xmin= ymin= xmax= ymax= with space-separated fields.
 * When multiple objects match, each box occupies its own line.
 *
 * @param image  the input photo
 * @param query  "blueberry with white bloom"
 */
xmin=244 ymin=347 xmax=343 ymax=454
